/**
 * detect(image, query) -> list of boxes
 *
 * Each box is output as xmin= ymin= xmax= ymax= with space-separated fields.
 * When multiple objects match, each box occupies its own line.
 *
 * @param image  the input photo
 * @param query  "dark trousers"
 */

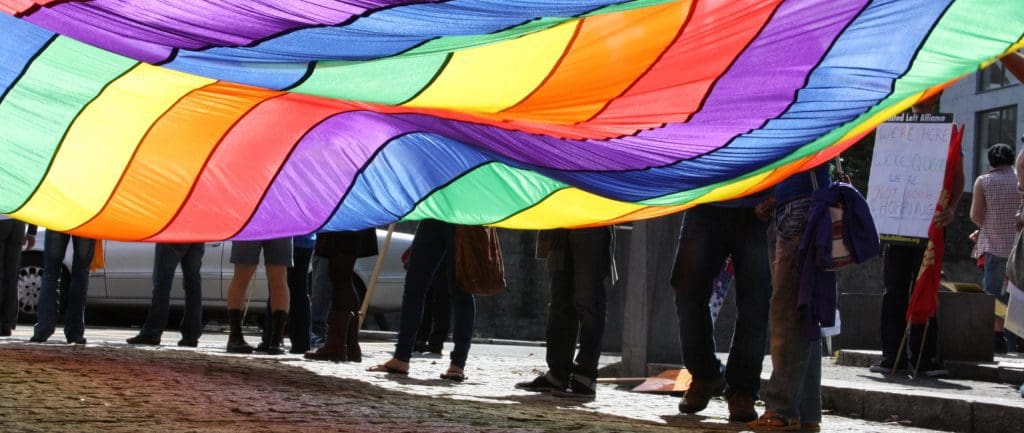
xmin=671 ymin=205 xmax=770 ymax=396
xmin=416 ymin=270 xmax=452 ymax=350
xmin=34 ymin=231 xmax=94 ymax=341
xmin=139 ymin=243 xmax=205 ymax=340
xmin=880 ymin=243 xmax=938 ymax=364
xmin=0 ymin=220 xmax=25 ymax=330
xmin=545 ymin=227 xmax=611 ymax=382
xmin=262 ymin=246 xmax=313 ymax=352
xmin=395 ymin=219 xmax=475 ymax=368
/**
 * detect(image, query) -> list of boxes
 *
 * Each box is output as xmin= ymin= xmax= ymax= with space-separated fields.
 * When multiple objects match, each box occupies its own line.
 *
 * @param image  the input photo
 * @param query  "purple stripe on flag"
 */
xmin=234 ymin=111 xmax=417 ymax=239
xmin=24 ymin=0 xmax=426 ymax=63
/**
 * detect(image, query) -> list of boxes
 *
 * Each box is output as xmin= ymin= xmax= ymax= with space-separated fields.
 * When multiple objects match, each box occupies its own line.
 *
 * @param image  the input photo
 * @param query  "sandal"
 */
xmin=367 ymin=364 xmax=408 ymax=375
xmin=747 ymin=412 xmax=800 ymax=431
xmin=440 ymin=368 xmax=466 ymax=382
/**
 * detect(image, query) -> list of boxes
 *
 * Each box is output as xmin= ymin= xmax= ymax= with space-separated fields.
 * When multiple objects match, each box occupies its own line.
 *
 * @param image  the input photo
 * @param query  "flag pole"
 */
xmin=359 ymin=223 xmax=395 ymax=329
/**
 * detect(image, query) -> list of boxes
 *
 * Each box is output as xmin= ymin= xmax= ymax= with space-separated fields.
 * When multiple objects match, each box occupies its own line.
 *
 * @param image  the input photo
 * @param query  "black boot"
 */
xmin=346 ymin=311 xmax=362 ymax=363
xmin=995 ymin=331 xmax=1008 ymax=354
xmin=304 ymin=310 xmax=349 ymax=362
xmin=226 ymin=309 xmax=254 ymax=354
xmin=265 ymin=310 xmax=288 ymax=355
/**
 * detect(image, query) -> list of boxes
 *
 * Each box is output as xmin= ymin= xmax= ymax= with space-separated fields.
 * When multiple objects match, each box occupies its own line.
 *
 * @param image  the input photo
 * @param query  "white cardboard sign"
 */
xmin=866 ymin=113 xmax=953 ymax=241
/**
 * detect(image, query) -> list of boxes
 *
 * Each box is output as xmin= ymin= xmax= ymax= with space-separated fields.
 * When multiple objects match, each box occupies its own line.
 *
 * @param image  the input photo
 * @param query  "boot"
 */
xmin=265 ymin=310 xmax=288 ymax=355
xmin=304 ymin=310 xmax=349 ymax=362
xmin=226 ymin=309 xmax=254 ymax=354
xmin=346 ymin=311 xmax=362 ymax=362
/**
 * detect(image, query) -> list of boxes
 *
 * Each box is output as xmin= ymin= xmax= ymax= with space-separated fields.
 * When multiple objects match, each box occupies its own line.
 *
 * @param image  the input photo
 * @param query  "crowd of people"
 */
xmin=4 ymin=55 xmax=1024 ymax=433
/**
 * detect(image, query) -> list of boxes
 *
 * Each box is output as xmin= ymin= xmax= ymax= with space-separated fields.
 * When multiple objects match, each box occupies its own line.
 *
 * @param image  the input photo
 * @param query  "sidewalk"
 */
xmin=648 ymin=350 xmax=1024 ymax=433
xmin=0 ymin=327 xmax=953 ymax=433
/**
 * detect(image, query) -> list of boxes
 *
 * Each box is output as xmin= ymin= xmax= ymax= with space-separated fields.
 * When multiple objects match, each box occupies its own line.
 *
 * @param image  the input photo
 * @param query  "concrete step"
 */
xmin=838 ymin=349 xmax=1024 ymax=384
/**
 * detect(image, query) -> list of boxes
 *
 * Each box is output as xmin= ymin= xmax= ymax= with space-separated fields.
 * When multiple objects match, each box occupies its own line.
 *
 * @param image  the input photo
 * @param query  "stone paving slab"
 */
xmin=0 ymin=327 xmax=947 ymax=433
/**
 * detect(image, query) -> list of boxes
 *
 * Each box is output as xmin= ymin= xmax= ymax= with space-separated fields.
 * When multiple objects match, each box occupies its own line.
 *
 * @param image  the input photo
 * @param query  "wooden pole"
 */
xmin=892 ymin=322 xmax=912 ymax=375
xmin=359 ymin=223 xmax=395 ymax=328
xmin=911 ymin=320 xmax=931 ymax=378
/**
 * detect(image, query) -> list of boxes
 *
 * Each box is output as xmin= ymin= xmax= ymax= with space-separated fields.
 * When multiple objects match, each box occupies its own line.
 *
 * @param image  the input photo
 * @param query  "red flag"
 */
xmin=906 ymin=124 xmax=964 ymax=324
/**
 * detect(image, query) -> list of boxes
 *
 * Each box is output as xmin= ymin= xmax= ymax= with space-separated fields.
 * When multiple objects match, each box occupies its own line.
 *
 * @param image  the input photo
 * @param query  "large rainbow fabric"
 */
xmin=1 ymin=0 xmax=1022 ymax=241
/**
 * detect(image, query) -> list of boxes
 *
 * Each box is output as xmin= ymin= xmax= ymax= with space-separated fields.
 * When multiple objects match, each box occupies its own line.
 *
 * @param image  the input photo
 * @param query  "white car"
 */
xmin=17 ymin=229 xmax=413 ymax=322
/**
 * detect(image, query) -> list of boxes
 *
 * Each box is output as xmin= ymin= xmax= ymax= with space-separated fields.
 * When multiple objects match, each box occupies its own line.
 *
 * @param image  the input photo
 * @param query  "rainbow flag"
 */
xmin=0 ymin=0 xmax=1021 ymax=241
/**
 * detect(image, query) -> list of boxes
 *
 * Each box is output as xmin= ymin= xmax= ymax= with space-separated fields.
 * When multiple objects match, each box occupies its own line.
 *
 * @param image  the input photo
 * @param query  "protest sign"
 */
xmin=866 ymin=113 xmax=954 ymax=243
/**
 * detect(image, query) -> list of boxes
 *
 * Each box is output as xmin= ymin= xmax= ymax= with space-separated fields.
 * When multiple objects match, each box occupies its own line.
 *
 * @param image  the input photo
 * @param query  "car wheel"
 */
xmin=17 ymin=252 xmax=70 ymax=323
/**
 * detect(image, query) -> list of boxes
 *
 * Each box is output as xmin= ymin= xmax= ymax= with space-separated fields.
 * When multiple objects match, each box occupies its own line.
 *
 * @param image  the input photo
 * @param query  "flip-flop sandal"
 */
xmin=440 ymin=370 xmax=466 ymax=382
xmin=367 ymin=364 xmax=409 ymax=375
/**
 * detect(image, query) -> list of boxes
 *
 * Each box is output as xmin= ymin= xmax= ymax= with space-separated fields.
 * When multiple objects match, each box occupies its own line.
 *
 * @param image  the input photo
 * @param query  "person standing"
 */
xmin=670 ymin=199 xmax=772 ymax=422
xmin=869 ymin=98 xmax=962 ymax=376
xmin=748 ymin=166 xmax=830 ymax=431
xmin=224 ymin=238 xmax=292 ymax=354
xmin=369 ymin=219 xmax=476 ymax=381
xmin=304 ymin=229 xmax=377 ymax=362
xmin=414 ymin=267 xmax=452 ymax=356
xmin=257 ymin=234 xmax=314 ymax=354
xmin=516 ymin=226 xmax=614 ymax=400
xmin=0 ymin=217 xmax=34 ymax=336
xmin=970 ymin=143 xmax=1021 ymax=352
xmin=126 ymin=243 xmax=206 ymax=347
xmin=30 ymin=231 xmax=95 ymax=344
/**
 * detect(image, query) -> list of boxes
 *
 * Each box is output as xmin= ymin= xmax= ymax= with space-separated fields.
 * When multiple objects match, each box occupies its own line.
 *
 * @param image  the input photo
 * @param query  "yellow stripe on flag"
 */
xmin=405 ymin=20 xmax=578 ymax=113
xmin=12 ymin=64 xmax=215 ymax=231
xmin=494 ymin=187 xmax=643 ymax=229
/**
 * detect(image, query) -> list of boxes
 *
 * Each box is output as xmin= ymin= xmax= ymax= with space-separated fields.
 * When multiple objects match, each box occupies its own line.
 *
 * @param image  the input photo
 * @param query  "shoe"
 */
xmin=177 ymin=338 xmax=199 ymax=347
xmin=727 ymin=391 xmax=758 ymax=423
xmin=254 ymin=341 xmax=269 ymax=353
xmin=29 ymin=335 xmax=47 ymax=343
xmin=994 ymin=332 xmax=1008 ymax=354
xmin=126 ymin=335 xmax=161 ymax=346
xmin=678 ymin=376 xmax=726 ymax=414
xmin=414 ymin=342 xmax=430 ymax=353
xmin=915 ymin=360 xmax=948 ymax=378
xmin=226 ymin=336 xmax=254 ymax=354
xmin=303 ymin=311 xmax=350 ymax=362
xmin=440 ymin=367 xmax=467 ymax=382
xmin=67 ymin=337 xmax=86 ymax=345
xmin=551 ymin=376 xmax=596 ymax=401
xmin=868 ymin=359 xmax=907 ymax=374
xmin=0 ymin=325 xmax=11 ymax=337
xmin=748 ymin=411 xmax=800 ymax=431
xmin=515 ymin=373 xmax=564 ymax=392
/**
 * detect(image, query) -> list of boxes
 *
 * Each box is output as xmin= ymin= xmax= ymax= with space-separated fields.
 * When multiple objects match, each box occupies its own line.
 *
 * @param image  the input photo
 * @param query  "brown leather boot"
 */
xmin=678 ymin=376 xmax=725 ymax=414
xmin=304 ymin=310 xmax=349 ymax=362
xmin=346 ymin=311 xmax=362 ymax=362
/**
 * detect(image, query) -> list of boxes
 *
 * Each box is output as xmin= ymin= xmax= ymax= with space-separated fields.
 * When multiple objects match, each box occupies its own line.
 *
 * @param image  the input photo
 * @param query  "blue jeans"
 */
xmin=0 ymin=220 xmax=26 ymax=331
xmin=671 ymin=205 xmax=770 ymax=396
xmin=33 ymin=231 xmax=94 ymax=342
xmin=395 ymin=220 xmax=475 ymax=368
xmin=138 ymin=243 xmax=205 ymax=340
xmin=310 ymin=255 xmax=332 ymax=340
xmin=765 ymin=198 xmax=821 ymax=424
xmin=545 ymin=227 xmax=612 ymax=382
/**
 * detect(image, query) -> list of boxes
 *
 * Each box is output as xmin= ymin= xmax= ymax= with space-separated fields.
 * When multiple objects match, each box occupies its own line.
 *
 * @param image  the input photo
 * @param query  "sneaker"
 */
xmin=126 ymin=335 xmax=161 ymax=346
xmin=868 ymin=359 xmax=908 ymax=374
xmin=551 ymin=376 xmax=596 ymax=401
xmin=915 ymin=360 xmax=948 ymax=378
xmin=515 ymin=373 xmax=564 ymax=393
xmin=678 ymin=376 xmax=726 ymax=414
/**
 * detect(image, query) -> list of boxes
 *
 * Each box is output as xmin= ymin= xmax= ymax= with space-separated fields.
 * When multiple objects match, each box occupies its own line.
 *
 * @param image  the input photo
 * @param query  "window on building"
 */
xmin=978 ymin=61 xmax=1020 ymax=92
xmin=975 ymin=105 xmax=1017 ymax=176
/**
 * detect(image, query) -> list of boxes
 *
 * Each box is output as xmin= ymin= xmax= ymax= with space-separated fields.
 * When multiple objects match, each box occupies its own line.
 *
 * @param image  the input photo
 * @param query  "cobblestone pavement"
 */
xmin=0 ymin=328 xmax=945 ymax=433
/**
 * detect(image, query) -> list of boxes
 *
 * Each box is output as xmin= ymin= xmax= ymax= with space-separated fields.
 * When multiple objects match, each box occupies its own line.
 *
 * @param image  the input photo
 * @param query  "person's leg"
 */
xmin=564 ymin=227 xmax=611 ymax=396
xmin=984 ymin=254 xmax=1015 ymax=352
xmin=32 ymin=231 xmax=70 ymax=341
xmin=426 ymin=270 xmax=452 ymax=352
xmin=416 ymin=280 xmax=437 ymax=351
xmin=723 ymin=209 xmax=770 ymax=421
xmin=226 ymin=241 xmax=260 ymax=352
xmin=545 ymin=230 xmax=578 ymax=386
xmin=443 ymin=221 xmax=474 ymax=374
xmin=878 ymin=244 xmax=918 ymax=368
xmin=309 ymin=255 xmax=332 ymax=343
xmin=287 ymin=246 xmax=313 ymax=354
xmin=762 ymin=199 xmax=815 ymax=424
xmin=179 ymin=243 xmax=205 ymax=343
xmin=392 ymin=220 xmax=447 ymax=367
xmin=306 ymin=250 xmax=360 ymax=361
xmin=671 ymin=207 xmax=729 ymax=384
xmin=62 ymin=236 xmax=95 ymax=343
xmin=136 ymin=243 xmax=185 ymax=340
xmin=0 ymin=220 xmax=25 ymax=333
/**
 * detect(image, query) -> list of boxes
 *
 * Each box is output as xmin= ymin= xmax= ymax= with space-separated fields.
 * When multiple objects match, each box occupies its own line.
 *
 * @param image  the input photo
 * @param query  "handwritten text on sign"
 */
xmin=866 ymin=114 xmax=953 ymax=240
